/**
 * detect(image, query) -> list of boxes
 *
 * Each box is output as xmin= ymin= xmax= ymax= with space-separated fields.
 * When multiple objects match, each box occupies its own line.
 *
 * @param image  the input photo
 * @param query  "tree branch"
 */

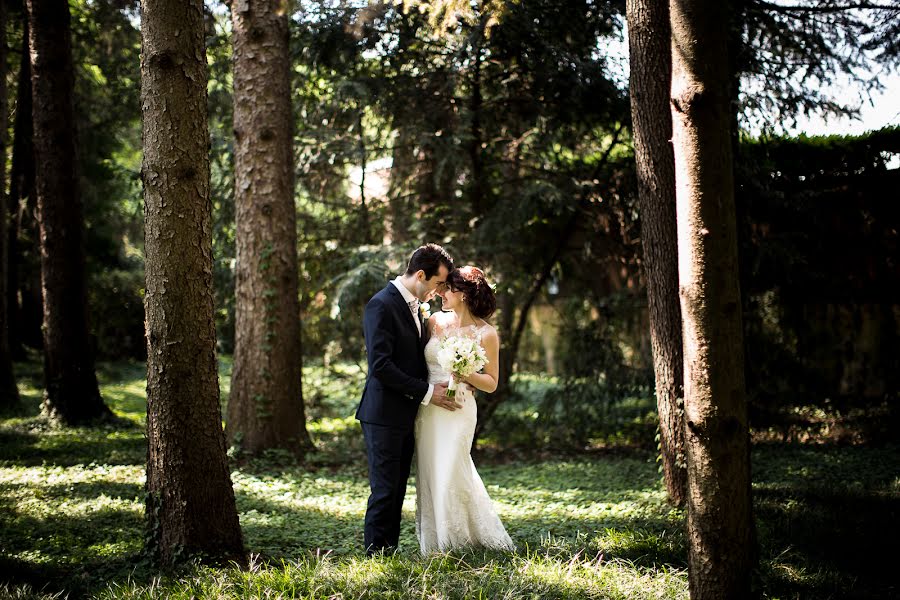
xmin=756 ymin=0 xmax=899 ymax=14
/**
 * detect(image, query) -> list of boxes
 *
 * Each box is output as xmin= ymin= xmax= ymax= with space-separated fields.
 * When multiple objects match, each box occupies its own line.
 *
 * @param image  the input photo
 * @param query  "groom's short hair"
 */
xmin=406 ymin=244 xmax=453 ymax=279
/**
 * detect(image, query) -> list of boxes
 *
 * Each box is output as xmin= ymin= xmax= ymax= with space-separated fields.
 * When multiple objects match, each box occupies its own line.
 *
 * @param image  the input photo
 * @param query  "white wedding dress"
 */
xmin=414 ymin=321 xmax=515 ymax=554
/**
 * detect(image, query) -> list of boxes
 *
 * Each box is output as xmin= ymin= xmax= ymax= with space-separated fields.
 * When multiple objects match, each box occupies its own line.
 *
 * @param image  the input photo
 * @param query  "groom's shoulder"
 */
xmin=366 ymin=284 xmax=396 ymax=309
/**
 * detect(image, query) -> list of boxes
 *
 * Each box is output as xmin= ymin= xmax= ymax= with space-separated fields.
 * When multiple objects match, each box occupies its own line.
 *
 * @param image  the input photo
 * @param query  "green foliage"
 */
xmin=485 ymin=373 xmax=658 ymax=451
xmin=736 ymin=129 xmax=900 ymax=419
xmin=69 ymin=0 xmax=145 ymax=360
xmin=304 ymin=245 xmax=400 ymax=364
xmin=740 ymin=0 xmax=900 ymax=129
xmin=206 ymin=6 xmax=238 ymax=354
xmin=488 ymin=288 xmax=654 ymax=449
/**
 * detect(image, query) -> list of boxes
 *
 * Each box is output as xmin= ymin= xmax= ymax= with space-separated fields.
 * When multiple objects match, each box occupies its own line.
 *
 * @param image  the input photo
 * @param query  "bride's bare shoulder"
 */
xmin=478 ymin=321 xmax=499 ymax=340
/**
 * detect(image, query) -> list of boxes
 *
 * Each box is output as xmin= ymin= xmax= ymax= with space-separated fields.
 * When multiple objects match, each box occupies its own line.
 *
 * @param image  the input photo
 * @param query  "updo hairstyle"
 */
xmin=447 ymin=266 xmax=496 ymax=319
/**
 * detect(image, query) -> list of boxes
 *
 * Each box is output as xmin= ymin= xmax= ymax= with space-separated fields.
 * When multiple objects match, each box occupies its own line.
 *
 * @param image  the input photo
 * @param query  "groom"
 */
xmin=356 ymin=243 xmax=461 ymax=555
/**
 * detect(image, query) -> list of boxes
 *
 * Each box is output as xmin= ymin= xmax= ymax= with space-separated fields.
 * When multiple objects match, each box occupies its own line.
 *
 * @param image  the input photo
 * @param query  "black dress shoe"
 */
xmin=365 ymin=545 xmax=396 ymax=557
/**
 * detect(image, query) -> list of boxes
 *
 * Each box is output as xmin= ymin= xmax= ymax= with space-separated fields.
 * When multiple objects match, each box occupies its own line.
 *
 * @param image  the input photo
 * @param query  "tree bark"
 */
xmin=228 ymin=0 xmax=313 ymax=456
xmin=141 ymin=0 xmax=246 ymax=565
xmin=669 ymin=0 xmax=754 ymax=595
xmin=26 ymin=0 xmax=110 ymax=424
xmin=7 ymin=16 xmax=41 ymax=358
xmin=627 ymin=0 xmax=687 ymax=507
xmin=0 ymin=0 xmax=19 ymax=410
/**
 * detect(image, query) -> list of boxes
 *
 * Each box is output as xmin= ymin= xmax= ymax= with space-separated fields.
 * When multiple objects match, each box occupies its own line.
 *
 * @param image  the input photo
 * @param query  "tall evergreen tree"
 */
xmin=669 ymin=0 xmax=755 ymax=595
xmin=227 ymin=0 xmax=313 ymax=456
xmin=26 ymin=0 xmax=110 ymax=424
xmin=141 ymin=0 xmax=246 ymax=565
xmin=7 ymin=15 xmax=40 ymax=359
xmin=0 ymin=0 xmax=19 ymax=410
xmin=626 ymin=0 xmax=686 ymax=507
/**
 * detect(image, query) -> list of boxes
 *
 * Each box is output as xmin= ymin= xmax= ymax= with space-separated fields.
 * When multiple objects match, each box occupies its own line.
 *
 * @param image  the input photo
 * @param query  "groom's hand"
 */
xmin=430 ymin=382 xmax=462 ymax=411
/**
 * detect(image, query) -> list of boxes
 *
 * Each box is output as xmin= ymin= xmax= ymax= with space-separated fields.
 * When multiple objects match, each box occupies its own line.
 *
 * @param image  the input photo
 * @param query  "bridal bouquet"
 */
xmin=436 ymin=334 xmax=487 ymax=398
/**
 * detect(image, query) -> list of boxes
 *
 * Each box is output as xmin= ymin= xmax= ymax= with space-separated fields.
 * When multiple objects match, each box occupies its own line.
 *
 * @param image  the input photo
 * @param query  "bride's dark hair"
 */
xmin=448 ymin=266 xmax=496 ymax=319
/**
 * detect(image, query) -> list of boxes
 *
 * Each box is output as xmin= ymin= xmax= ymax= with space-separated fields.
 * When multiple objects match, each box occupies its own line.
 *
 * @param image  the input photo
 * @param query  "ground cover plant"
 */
xmin=0 ymin=356 xmax=897 ymax=598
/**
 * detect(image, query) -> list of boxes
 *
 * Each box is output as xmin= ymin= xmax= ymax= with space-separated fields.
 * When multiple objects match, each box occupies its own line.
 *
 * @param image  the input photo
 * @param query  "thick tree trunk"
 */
xmin=26 ymin=0 xmax=110 ymax=424
xmin=0 ymin=0 xmax=19 ymax=410
xmin=8 ymin=18 xmax=41 ymax=358
xmin=228 ymin=0 xmax=312 ymax=456
xmin=627 ymin=0 xmax=687 ymax=507
xmin=141 ymin=0 xmax=246 ymax=566
xmin=669 ymin=0 xmax=754 ymax=596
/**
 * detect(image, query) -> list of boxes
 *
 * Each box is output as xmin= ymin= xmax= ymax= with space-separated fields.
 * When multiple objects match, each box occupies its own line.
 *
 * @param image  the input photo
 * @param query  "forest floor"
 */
xmin=0 ymin=356 xmax=897 ymax=599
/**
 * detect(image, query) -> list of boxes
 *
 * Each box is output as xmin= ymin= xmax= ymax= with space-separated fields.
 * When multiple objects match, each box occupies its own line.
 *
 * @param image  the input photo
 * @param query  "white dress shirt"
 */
xmin=391 ymin=277 xmax=434 ymax=406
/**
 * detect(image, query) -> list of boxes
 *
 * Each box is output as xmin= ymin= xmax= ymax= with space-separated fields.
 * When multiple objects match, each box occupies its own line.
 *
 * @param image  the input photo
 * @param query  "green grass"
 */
xmin=1 ymin=357 xmax=898 ymax=598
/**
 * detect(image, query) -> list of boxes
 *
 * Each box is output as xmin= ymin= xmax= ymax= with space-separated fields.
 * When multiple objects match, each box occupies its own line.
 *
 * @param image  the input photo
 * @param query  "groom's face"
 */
xmin=417 ymin=265 xmax=450 ymax=302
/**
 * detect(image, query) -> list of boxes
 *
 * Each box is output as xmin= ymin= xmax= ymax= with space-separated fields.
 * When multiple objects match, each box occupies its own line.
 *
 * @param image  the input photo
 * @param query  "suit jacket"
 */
xmin=356 ymin=284 xmax=429 ymax=429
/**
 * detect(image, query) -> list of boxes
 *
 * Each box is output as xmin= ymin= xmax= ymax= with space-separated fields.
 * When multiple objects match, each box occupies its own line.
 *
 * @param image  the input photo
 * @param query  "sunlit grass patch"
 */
xmin=231 ymin=467 xmax=371 ymax=556
xmin=0 ymin=463 xmax=144 ymax=578
xmin=95 ymin=549 xmax=689 ymax=600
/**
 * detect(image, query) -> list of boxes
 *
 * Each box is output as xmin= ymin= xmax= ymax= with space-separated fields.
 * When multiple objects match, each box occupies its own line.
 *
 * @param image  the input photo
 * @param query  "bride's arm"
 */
xmin=461 ymin=328 xmax=499 ymax=394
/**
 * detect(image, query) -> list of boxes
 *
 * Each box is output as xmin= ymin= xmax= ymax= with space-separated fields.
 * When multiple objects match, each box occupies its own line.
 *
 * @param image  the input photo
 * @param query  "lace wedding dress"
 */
xmin=414 ymin=321 xmax=515 ymax=554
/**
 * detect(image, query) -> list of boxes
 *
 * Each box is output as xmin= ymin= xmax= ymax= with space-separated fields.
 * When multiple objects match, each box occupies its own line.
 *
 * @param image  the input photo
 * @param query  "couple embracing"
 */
xmin=356 ymin=244 xmax=515 ymax=556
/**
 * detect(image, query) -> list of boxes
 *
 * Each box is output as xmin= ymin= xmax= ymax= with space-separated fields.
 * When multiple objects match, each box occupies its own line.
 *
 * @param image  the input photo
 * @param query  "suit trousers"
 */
xmin=361 ymin=421 xmax=416 ymax=554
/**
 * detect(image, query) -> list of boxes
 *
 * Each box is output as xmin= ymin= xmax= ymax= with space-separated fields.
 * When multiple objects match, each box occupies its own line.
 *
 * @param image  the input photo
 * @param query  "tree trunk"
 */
xmin=141 ymin=0 xmax=246 ymax=566
xmin=228 ymin=0 xmax=313 ymax=457
xmin=0 ymin=0 xmax=19 ymax=410
xmin=669 ymin=0 xmax=754 ymax=595
xmin=8 ymin=16 xmax=41 ymax=358
xmin=627 ymin=0 xmax=687 ymax=508
xmin=26 ymin=0 xmax=110 ymax=424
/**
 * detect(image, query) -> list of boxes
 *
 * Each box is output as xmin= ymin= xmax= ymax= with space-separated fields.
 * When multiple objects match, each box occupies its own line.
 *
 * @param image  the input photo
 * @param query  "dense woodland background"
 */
xmin=5 ymin=0 xmax=899 ymax=440
xmin=0 ymin=0 xmax=898 ymax=598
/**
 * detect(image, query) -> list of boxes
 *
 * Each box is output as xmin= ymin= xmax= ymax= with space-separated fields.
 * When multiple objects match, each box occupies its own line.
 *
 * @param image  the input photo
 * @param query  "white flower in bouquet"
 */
xmin=436 ymin=334 xmax=487 ymax=398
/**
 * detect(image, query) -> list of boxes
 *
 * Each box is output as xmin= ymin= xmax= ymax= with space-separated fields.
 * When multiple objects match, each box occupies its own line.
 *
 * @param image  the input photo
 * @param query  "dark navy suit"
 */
xmin=356 ymin=283 xmax=429 ymax=553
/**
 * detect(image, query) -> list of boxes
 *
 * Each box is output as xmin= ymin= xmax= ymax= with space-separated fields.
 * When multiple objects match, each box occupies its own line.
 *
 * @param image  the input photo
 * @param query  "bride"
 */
xmin=414 ymin=265 xmax=515 ymax=554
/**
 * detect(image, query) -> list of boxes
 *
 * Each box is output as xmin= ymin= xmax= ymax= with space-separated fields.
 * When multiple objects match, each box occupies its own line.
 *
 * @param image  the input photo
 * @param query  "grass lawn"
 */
xmin=0 ymin=356 xmax=897 ymax=599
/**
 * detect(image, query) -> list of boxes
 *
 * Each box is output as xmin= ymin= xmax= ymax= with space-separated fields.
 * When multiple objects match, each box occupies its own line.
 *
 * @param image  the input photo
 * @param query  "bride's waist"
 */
xmin=426 ymin=367 xmax=450 ymax=384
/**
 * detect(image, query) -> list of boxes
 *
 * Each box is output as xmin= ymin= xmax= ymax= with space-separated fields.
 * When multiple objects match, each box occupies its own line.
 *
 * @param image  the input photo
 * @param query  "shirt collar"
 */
xmin=391 ymin=276 xmax=418 ymax=305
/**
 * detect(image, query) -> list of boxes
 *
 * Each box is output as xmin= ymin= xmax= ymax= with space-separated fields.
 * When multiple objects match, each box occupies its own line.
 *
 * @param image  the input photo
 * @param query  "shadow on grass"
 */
xmin=503 ymin=512 xmax=685 ymax=570
xmin=480 ymin=458 xmax=663 ymax=498
xmin=752 ymin=444 xmax=900 ymax=599
xmin=0 ymin=422 xmax=145 ymax=467
xmin=40 ymin=479 xmax=144 ymax=502
xmin=0 ymin=503 xmax=145 ymax=597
